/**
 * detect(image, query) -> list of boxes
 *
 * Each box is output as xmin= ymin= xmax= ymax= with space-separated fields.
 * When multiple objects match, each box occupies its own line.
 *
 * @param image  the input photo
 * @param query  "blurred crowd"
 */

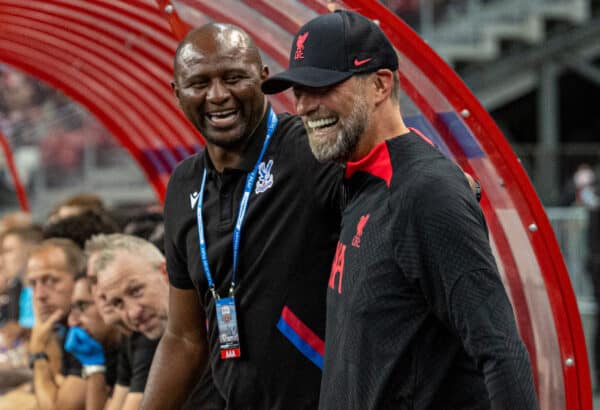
xmin=0 ymin=193 xmax=167 ymax=409
xmin=0 ymin=65 xmax=117 ymax=196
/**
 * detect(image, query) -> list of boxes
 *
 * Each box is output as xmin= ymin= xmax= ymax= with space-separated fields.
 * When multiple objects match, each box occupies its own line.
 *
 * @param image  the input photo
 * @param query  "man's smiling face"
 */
xmin=173 ymin=28 xmax=268 ymax=150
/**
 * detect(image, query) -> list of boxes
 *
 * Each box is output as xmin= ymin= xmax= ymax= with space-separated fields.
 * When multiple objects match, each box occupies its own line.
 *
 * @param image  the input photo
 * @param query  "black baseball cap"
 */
xmin=261 ymin=10 xmax=398 ymax=95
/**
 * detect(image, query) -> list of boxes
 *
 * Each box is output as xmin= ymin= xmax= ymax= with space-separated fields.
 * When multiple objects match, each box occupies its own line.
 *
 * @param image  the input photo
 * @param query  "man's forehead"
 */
xmin=27 ymin=248 xmax=68 ymax=274
xmin=179 ymin=46 xmax=249 ymax=68
xmin=1 ymin=233 xmax=23 ymax=247
xmin=97 ymin=252 xmax=142 ymax=291
xmin=178 ymin=31 xmax=256 ymax=66
xmin=99 ymin=275 xmax=140 ymax=303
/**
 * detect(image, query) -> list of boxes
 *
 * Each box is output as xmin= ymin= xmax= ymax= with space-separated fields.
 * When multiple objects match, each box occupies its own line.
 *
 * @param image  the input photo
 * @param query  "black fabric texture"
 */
xmin=115 ymin=338 xmax=131 ymax=387
xmin=104 ymin=345 xmax=119 ymax=388
xmin=58 ymin=326 xmax=82 ymax=378
xmin=319 ymin=133 xmax=539 ymax=410
xmin=126 ymin=332 xmax=158 ymax=393
xmin=111 ymin=332 xmax=159 ymax=392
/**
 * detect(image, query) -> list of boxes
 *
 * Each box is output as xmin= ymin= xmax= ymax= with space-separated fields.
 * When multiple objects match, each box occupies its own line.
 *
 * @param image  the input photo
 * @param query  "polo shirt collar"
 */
xmin=345 ymin=139 xmax=393 ymax=188
xmin=203 ymin=104 xmax=272 ymax=173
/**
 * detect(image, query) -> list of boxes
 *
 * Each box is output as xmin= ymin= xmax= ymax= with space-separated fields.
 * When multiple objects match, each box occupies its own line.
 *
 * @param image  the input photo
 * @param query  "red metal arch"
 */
xmin=0 ymin=129 xmax=29 ymax=211
xmin=0 ymin=0 xmax=200 ymax=200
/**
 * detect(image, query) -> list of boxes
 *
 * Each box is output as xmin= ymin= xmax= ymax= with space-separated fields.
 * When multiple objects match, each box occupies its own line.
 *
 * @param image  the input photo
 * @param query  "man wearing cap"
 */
xmin=262 ymin=10 xmax=539 ymax=410
xmin=140 ymin=23 xmax=343 ymax=409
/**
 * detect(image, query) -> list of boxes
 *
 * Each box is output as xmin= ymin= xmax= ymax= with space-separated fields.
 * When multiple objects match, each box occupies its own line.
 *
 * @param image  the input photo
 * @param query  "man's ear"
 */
xmin=372 ymin=69 xmax=394 ymax=105
xmin=171 ymin=81 xmax=182 ymax=108
xmin=159 ymin=260 xmax=168 ymax=281
xmin=261 ymin=65 xmax=270 ymax=81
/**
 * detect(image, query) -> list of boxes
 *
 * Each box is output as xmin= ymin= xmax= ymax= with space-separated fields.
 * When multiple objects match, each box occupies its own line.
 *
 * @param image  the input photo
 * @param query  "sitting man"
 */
xmin=0 ymin=225 xmax=43 ymax=391
xmin=0 ymin=225 xmax=43 ymax=327
xmin=66 ymin=272 xmax=123 ymax=410
xmin=93 ymin=233 xmax=223 ymax=409
xmin=26 ymin=238 xmax=87 ymax=410
xmin=86 ymin=233 xmax=155 ymax=410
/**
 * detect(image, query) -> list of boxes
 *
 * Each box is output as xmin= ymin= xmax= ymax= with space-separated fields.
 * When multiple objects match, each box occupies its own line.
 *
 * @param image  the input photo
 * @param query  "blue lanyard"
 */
xmin=196 ymin=109 xmax=278 ymax=300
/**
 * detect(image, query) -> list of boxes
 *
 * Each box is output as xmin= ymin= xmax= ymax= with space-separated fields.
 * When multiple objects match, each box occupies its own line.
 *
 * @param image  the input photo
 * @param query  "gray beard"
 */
xmin=308 ymin=98 xmax=369 ymax=163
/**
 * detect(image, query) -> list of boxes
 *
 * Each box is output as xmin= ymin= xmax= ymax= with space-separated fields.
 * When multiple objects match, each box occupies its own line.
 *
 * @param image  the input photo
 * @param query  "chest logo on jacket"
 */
xmin=255 ymin=159 xmax=274 ymax=194
xmin=190 ymin=191 xmax=200 ymax=210
xmin=351 ymin=214 xmax=370 ymax=248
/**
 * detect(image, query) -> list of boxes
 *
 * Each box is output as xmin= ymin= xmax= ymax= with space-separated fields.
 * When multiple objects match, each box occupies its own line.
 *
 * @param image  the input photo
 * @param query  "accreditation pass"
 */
xmin=216 ymin=296 xmax=241 ymax=359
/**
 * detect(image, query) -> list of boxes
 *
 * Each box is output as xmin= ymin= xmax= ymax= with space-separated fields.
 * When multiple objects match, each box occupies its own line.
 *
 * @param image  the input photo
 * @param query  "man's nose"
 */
xmin=68 ymin=311 xmax=81 ymax=328
xmin=126 ymin=303 xmax=144 ymax=325
xmin=294 ymin=91 xmax=318 ymax=116
xmin=33 ymin=283 xmax=48 ymax=301
xmin=206 ymin=80 xmax=230 ymax=104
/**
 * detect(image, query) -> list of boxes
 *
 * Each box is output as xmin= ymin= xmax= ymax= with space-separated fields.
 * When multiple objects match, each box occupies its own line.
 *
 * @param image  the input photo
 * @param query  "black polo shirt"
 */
xmin=115 ymin=332 xmax=223 ymax=408
xmin=164 ymin=109 xmax=343 ymax=409
xmin=319 ymin=133 xmax=538 ymax=410
xmin=56 ymin=325 xmax=82 ymax=378
xmin=115 ymin=332 xmax=158 ymax=393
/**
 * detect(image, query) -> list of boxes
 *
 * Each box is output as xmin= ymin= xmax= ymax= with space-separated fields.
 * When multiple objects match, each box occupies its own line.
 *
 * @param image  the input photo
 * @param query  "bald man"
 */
xmin=141 ymin=23 xmax=343 ymax=409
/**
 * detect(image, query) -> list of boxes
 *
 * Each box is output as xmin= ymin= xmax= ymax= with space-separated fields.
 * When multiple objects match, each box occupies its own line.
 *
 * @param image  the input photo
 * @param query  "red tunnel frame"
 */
xmin=0 ymin=1 xmax=592 ymax=408
xmin=0 ymin=129 xmax=29 ymax=211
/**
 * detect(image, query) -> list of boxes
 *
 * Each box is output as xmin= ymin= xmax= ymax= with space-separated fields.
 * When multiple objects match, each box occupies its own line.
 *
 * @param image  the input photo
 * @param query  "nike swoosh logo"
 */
xmin=354 ymin=58 xmax=372 ymax=67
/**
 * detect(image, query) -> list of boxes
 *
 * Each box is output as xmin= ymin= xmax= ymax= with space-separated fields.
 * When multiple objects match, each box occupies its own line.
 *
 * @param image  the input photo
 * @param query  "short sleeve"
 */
xmin=164 ymin=164 xmax=195 ymax=290
xmin=61 ymin=350 xmax=83 ymax=377
xmin=129 ymin=334 xmax=159 ymax=393
xmin=115 ymin=339 xmax=131 ymax=387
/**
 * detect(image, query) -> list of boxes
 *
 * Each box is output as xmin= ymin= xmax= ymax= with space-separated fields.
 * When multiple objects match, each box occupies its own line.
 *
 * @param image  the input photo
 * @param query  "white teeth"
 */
xmin=308 ymin=117 xmax=337 ymax=129
xmin=208 ymin=109 xmax=237 ymax=119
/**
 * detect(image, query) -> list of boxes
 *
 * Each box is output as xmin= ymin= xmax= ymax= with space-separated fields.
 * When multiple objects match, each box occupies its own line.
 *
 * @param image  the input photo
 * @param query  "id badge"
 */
xmin=215 ymin=296 xmax=241 ymax=359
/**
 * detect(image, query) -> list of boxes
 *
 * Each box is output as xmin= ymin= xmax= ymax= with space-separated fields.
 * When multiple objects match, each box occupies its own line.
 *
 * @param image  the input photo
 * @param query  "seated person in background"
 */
xmin=0 ymin=225 xmax=43 ymax=334
xmin=0 ymin=211 xmax=33 ymax=236
xmin=66 ymin=273 xmax=122 ymax=410
xmin=43 ymin=208 xmax=121 ymax=249
xmin=0 ymin=225 xmax=43 ymax=391
xmin=85 ymin=234 xmax=147 ymax=410
xmin=122 ymin=210 xmax=165 ymax=255
xmin=46 ymin=193 xmax=107 ymax=225
xmin=0 ymin=225 xmax=43 ymax=327
xmin=93 ymin=234 xmax=224 ymax=409
xmin=26 ymin=238 xmax=86 ymax=410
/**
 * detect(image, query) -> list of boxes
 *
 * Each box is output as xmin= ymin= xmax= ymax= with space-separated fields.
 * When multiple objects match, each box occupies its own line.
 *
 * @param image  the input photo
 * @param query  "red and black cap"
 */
xmin=261 ymin=10 xmax=398 ymax=95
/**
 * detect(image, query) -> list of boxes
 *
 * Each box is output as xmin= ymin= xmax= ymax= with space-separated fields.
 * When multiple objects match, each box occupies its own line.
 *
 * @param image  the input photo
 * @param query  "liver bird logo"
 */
xmin=356 ymin=214 xmax=370 ymax=237
xmin=294 ymin=32 xmax=309 ymax=60
xmin=352 ymin=214 xmax=370 ymax=248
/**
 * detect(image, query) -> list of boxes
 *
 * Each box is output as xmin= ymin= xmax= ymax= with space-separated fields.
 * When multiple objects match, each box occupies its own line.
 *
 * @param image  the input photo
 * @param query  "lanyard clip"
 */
xmin=210 ymin=286 xmax=219 ymax=301
xmin=228 ymin=282 xmax=235 ymax=297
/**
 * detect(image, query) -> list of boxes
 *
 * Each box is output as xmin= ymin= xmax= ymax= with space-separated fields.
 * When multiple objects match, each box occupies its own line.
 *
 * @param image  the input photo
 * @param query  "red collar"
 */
xmin=344 ymin=141 xmax=392 ymax=187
